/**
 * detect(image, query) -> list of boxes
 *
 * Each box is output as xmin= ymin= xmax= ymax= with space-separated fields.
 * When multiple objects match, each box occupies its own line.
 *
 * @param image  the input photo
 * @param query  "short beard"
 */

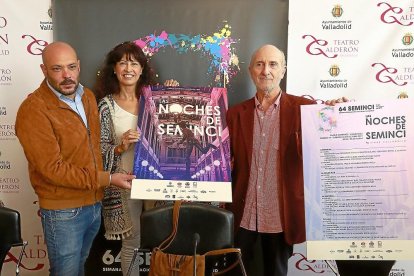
xmin=58 ymin=84 xmax=78 ymax=96
xmin=263 ymin=85 xmax=275 ymax=97
xmin=54 ymin=79 xmax=79 ymax=96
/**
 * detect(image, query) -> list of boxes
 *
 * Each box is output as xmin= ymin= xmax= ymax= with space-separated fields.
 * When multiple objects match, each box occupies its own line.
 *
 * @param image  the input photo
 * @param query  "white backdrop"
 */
xmin=1 ymin=2 xmax=335 ymax=275
xmin=287 ymin=1 xmax=414 ymax=275
xmin=3 ymin=0 xmax=412 ymax=275
xmin=0 ymin=0 xmax=52 ymax=275
xmin=287 ymin=0 xmax=413 ymax=101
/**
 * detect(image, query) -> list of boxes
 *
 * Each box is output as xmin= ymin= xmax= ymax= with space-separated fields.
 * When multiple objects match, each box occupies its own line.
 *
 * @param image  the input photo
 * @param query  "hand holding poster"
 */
xmin=301 ymin=99 xmax=414 ymax=260
xmin=131 ymin=86 xmax=232 ymax=202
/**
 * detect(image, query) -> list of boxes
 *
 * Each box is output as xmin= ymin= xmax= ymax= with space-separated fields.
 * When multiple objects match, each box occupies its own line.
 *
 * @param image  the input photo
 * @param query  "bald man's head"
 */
xmin=42 ymin=42 xmax=77 ymax=63
xmin=249 ymin=44 xmax=286 ymax=97
xmin=249 ymin=44 xmax=286 ymax=68
xmin=40 ymin=41 xmax=80 ymax=98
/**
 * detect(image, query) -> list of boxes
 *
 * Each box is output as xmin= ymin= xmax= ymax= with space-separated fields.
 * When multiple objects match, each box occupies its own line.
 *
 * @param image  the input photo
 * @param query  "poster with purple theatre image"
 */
xmin=130 ymin=86 xmax=232 ymax=202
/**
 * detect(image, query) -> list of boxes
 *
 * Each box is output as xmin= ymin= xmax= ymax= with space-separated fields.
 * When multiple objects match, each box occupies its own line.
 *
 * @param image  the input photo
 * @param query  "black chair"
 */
xmin=335 ymin=260 xmax=395 ymax=276
xmin=128 ymin=202 xmax=246 ymax=275
xmin=0 ymin=206 xmax=28 ymax=276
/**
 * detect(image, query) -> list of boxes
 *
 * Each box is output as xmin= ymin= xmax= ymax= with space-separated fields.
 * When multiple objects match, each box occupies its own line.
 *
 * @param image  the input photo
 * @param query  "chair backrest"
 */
xmin=141 ymin=202 xmax=234 ymax=255
xmin=0 ymin=206 xmax=23 ymax=273
xmin=0 ymin=207 xmax=22 ymax=247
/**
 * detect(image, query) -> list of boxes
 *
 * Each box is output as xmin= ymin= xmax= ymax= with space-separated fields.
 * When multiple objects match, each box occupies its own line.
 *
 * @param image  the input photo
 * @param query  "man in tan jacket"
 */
xmin=15 ymin=42 xmax=134 ymax=276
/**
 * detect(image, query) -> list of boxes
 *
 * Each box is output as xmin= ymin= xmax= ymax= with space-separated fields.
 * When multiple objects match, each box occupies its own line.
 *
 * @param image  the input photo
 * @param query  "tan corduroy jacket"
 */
xmin=16 ymin=80 xmax=109 ymax=210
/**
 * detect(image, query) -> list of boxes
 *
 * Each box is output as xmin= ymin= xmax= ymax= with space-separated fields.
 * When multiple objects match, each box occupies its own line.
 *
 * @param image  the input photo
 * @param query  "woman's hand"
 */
xmin=115 ymin=129 xmax=140 ymax=155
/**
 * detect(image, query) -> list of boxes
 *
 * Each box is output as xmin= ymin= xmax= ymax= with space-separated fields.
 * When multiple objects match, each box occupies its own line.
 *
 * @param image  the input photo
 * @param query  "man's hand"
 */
xmin=163 ymin=79 xmax=180 ymax=86
xmin=110 ymin=173 xmax=135 ymax=189
xmin=324 ymin=96 xmax=349 ymax=106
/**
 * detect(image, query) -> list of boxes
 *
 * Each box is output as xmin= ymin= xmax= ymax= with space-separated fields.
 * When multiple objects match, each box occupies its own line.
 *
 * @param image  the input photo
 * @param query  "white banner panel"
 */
xmin=288 ymin=1 xmax=414 ymax=274
xmin=0 ymin=0 xmax=52 ymax=275
xmin=287 ymin=1 xmax=414 ymax=101
xmin=302 ymin=99 xmax=414 ymax=260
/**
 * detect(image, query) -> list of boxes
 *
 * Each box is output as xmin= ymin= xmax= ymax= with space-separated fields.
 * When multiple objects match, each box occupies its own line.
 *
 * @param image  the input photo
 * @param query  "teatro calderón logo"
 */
xmin=321 ymin=4 xmax=352 ymax=30
xmin=377 ymin=2 xmax=414 ymax=26
xmin=0 ymin=68 xmax=12 ymax=85
xmin=371 ymin=63 xmax=411 ymax=86
xmin=320 ymin=64 xmax=348 ymax=89
xmin=39 ymin=7 xmax=53 ymax=31
xmin=0 ymin=124 xmax=16 ymax=140
xmin=292 ymin=252 xmax=333 ymax=273
xmin=0 ymin=15 xmax=10 ymax=56
xmin=0 ymin=176 xmax=20 ymax=194
xmin=302 ymin=34 xmax=359 ymax=58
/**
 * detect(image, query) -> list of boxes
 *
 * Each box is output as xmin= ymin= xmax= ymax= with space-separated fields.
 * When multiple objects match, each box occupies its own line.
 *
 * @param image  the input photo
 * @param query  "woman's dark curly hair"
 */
xmin=94 ymin=41 xmax=155 ymax=101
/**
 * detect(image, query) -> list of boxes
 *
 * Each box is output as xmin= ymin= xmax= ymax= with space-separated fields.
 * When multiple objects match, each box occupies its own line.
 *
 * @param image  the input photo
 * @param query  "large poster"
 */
xmin=131 ymin=86 xmax=232 ymax=203
xmin=301 ymin=99 xmax=414 ymax=261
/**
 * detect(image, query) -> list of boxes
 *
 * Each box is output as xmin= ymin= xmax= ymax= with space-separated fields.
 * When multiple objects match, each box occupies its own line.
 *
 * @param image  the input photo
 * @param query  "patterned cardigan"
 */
xmin=98 ymin=94 xmax=133 ymax=240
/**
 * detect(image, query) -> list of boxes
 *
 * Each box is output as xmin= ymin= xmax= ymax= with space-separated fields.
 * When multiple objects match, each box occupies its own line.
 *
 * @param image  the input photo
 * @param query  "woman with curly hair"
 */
xmin=95 ymin=41 xmax=177 ymax=275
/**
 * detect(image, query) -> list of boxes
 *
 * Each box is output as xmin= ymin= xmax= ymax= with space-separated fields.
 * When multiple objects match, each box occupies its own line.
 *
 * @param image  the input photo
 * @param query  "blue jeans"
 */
xmin=40 ymin=202 xmax=102 ymax=276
